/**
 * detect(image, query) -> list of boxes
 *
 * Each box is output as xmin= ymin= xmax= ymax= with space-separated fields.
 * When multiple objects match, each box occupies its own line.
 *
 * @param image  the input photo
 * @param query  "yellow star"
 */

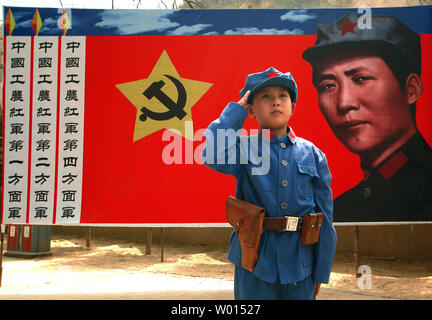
xmin=116 ymin=50 xmax=213 ymax=142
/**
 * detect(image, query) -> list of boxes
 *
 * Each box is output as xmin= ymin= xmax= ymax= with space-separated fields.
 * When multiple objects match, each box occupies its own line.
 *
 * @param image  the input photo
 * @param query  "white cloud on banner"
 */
xmin=43 ymin=17 xmax=60 ymax=27
xmin=95 ymin=10 xmax=180 ymax=34
xmin=280 ymin=9 xmax=316 ymax=22
xmin=168 ymin=23 xmax=213 ymax=35
xmin=1 ymin=0 xmax=181 ymax=21
xmin=224 ymin=27 xmax=303 ymax=35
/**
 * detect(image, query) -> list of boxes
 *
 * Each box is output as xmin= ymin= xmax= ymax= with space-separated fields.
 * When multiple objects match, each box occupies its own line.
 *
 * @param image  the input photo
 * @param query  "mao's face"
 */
xmin=313 ymin=53 xmax=414 ymax=155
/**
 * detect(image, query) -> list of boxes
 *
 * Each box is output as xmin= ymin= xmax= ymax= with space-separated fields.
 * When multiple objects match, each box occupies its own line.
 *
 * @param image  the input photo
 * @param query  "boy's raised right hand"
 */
xmin=237 ymin=90 xmax=251 ymax=108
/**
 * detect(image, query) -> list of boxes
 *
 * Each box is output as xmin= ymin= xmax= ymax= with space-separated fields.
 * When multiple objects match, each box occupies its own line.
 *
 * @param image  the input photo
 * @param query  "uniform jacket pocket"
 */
xmin=297 ymin=164 xmax=318 ymax=200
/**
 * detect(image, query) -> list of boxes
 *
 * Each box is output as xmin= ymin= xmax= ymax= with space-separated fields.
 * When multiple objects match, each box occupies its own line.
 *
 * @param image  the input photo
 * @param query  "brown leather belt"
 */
xmin=263 ymin=215 xmax=303 ymax=232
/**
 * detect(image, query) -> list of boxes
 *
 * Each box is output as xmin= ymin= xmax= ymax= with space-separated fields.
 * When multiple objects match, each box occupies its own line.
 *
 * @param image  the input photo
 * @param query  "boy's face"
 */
xmin=247 ymin=85 xmax=295 ymax=138
xmin=313 ymin=52 xmax=416 ymax=156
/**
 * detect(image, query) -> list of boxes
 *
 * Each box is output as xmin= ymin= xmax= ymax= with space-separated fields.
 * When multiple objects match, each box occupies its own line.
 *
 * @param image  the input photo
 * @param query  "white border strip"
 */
xmin=28 ymin=36 xmax=59 ymax=224
xmin=56 ymin=36 xmax=86 ymax=224
xmin=3 ymin=36 xmax=32 ymax=224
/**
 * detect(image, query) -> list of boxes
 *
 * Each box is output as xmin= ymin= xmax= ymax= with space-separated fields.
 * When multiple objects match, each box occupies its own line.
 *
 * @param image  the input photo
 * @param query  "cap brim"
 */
xmin=248 ymin=77 xmax=297 ymax=104
xmin=303 ymin=40 xmax=408 ymax=66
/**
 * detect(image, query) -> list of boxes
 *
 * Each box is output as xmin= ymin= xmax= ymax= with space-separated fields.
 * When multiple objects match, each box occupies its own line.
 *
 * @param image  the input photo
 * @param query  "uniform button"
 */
xmin=281 ymin=180 xmax=288 ymax=187
xmin=362 ymin=187 xmax=371 ymax=198
xmin=280 ymin=142 xmax=286 ymax=149
xmin=280 ymin=202 xmax=288 ymax=209
xmin=281 ymin=160 xmax=288 ymax=166
xmin=309 ymin=168 xmax=314 ymax=174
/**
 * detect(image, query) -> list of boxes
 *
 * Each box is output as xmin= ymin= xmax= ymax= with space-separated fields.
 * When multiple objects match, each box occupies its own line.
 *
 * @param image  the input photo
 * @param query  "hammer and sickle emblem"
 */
xmin=140 ymin=74 xmax=187 ymax=122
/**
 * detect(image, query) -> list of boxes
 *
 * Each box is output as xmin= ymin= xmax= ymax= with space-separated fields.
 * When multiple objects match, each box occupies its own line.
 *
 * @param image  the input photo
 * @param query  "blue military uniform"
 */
xmin=202 ymin=69 xmax=337 ymax=299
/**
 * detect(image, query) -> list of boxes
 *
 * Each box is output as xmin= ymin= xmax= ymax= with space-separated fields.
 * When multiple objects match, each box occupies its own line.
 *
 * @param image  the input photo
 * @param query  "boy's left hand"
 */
xmin=315 ymin=283 xmax=321 ymax=296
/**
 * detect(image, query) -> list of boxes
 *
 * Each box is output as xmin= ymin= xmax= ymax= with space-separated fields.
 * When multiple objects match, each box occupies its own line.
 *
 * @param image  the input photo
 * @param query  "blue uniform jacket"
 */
xmin=202 ymin=102 xmax=337 ymax=284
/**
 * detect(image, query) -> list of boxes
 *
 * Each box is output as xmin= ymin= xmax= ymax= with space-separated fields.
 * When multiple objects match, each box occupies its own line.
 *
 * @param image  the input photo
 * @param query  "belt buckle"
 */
xmin=284 ymin=216 xmax=299 ymax=231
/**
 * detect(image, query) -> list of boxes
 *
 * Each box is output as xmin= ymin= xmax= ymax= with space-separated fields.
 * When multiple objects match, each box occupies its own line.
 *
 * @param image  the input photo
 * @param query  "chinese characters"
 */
xmin=3 ymin=36 xmax=86 ymax=225
xmin=28 ymin=37 xmax=59 ymax=223
xmin=3 ymin=36 xmax=32 ymax=223
xmin=56 ymin=37 xmax=86 ymax=224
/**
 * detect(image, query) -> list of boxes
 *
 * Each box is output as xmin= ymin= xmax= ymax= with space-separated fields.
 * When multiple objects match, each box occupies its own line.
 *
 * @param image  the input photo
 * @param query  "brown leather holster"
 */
xmin=226 ymin=196 xmax=324 ymax=272
xmin=300 ymin=213 xmax=324 ymax=246
xmin=226 ymin=196 xmax=264 ymax=273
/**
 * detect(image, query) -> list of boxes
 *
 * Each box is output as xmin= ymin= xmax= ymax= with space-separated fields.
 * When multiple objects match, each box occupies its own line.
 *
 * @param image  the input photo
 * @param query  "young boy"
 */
xmin=202 ymin=67 xmax=337 ymax=300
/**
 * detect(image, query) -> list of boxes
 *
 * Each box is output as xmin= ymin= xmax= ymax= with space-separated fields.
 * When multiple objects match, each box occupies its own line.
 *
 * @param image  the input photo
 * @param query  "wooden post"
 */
xmin=146 ymin=228 xmax=152 ymax=255
xmin=0 ymin=225 xmax=4 ymax=287
xmin=86 ymin=227 xmax=91 ymax=248
xmin=353 ymin=226 xmax=361 ymax=277
xmin=160 ymin=227 xmax=165 ymax=262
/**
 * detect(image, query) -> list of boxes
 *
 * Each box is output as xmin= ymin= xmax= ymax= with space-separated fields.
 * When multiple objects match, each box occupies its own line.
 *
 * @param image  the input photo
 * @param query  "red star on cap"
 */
xmin=339 ymin=18 xmax=357 ymax=35
xmin=267 ymin=71 xmax=279 ymax=78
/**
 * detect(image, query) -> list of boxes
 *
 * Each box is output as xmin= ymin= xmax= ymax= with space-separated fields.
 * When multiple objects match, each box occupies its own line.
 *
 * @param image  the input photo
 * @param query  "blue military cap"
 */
xmin=239 ymin=67 xmax=298 ymax=104
xmin=302 ymin=13 xmax=421 ymax=75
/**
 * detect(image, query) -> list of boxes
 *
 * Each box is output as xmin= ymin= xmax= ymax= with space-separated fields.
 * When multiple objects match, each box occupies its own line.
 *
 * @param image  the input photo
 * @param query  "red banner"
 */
xmin=2 ymin=7 xmax=432 ymax=225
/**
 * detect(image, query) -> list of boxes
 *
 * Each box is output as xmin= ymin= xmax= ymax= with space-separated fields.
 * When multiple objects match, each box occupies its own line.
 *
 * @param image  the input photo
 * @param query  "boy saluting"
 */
xmin=202 ymin=67 xmax=337 ymax=300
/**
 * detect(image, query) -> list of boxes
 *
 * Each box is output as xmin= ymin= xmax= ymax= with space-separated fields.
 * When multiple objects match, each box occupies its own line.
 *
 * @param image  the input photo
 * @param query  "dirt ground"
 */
xmin=1 ymin=234 xmax=431 ymax=300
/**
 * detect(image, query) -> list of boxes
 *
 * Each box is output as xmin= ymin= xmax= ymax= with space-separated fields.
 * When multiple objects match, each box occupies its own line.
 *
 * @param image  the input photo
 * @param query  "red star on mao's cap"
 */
xmin=339 ymin=18 xmax=357 ymax=35
xmin=267 ymin=71 xmax=279 ymax=78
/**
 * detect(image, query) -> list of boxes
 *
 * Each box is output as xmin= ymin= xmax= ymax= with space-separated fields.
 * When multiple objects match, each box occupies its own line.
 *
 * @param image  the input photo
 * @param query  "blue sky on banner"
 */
xmin=3 ymin=6 xmax=432 ymax=36
xmin=0 ymin=0 xmax=172 ymax=21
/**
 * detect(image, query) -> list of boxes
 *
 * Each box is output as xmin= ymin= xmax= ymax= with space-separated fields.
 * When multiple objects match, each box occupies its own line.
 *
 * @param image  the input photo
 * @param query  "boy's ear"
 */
xmin=246 ymin=104 xmax=256 ymax=118
xmin=291 ymin=102 xmax=296 ymax=113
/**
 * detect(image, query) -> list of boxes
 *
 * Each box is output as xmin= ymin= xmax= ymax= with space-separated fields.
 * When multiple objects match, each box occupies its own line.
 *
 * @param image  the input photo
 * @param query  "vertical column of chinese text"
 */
xmin=2 ymin=36 xmax=32 ymax=224
xmin=28 ymin=37 xmax=59 ymax=224
xmin=55 ymin=36 xmax=86 ymax=224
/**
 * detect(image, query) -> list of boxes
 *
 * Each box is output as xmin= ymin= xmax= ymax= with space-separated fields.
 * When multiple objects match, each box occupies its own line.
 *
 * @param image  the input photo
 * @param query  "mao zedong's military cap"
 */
xmin=239 ymin=67 xmax=298 ymax=104
xmin=302 ymin=13 xmax=421 ymax=75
